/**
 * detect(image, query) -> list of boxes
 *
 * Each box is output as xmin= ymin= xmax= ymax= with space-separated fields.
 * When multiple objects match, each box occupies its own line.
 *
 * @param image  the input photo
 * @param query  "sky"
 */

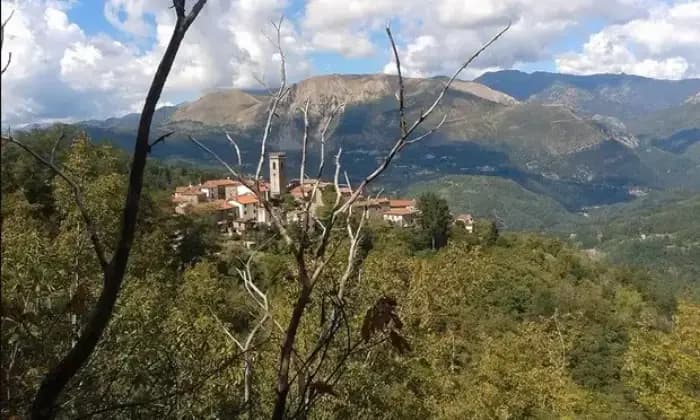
xmin=1 ymin=0 xmax=699 ymax=125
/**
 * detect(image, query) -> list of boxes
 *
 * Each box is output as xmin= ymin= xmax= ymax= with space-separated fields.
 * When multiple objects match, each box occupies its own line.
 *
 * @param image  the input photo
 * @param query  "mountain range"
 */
xmin=78 ymin=70 xmax=700 ymax=211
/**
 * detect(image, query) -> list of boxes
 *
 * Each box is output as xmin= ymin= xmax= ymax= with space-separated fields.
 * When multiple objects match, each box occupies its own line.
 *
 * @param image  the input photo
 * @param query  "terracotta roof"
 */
xmin=389 ymin=199 xmax=415 ymax=208
xmin=191 ymin=200 xmax=234 ymax=214
xmin=384 ymin=208 xmax=415 ymax=216
xmin=232 ymin=193 xmax=259 ymax=205
xmin=202 ymin=179 xmax=239 ymax=188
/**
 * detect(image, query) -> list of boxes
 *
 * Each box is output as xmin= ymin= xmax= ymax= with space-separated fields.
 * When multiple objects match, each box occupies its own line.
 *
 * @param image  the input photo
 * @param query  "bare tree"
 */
xmin=190 ymin=19 xmax=510 ymax=419
xmin=1 ymin=2 xmax=209 ymax=418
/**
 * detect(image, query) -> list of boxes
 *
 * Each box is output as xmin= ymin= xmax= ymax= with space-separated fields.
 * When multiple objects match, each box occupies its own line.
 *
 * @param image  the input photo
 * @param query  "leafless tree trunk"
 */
xmin=2 ymin=2 xmax=208 ymax=419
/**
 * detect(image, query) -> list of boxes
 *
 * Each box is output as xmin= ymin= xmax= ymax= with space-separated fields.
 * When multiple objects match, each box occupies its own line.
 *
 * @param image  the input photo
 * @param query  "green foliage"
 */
xmin=563 ymin=191 xmax=700 ymax=291
xmin=416 ymin=192 xmax=452 ymax=250
xmin=623 ymin=301 xmax=700 ymax=419
xmin=2 ymin=130 xmax=698 ymax=419
xmin=406 ymin=175 xmax=579 ymax=231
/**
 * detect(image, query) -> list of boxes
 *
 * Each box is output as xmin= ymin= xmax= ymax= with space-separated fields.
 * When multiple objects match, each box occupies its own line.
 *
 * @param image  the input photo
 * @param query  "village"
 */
xmin=171 ymin=152 xmax=474 ymax=236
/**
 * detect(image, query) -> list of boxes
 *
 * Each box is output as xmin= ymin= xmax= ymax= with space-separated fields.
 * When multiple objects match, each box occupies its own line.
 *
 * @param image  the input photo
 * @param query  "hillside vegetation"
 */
xmin=405 ymin=175 xmax=577 ymax=231
xmin=564 ymin=192 xmax=700 ymax=287
xmin=2 ymin=133 xmax=699 ymax=418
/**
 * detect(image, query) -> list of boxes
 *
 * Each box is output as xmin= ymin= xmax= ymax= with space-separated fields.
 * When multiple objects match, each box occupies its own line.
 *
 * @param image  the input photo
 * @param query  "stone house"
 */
xmin=454 ymin=214 xmax=474 ymax=233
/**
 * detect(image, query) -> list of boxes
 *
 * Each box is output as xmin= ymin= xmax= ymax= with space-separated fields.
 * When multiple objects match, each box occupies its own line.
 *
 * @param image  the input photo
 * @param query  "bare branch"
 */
xmin=211 ymin=308 xmax=245 ymax=350
xmin=332 ymin=148 xmax=343 ymax=209
xmin=343 ymin=171 xmax=353 ymax=196
xmin=299 ymin=99 xmax=310 ymax=196
xmin=2 ymin=135 xmax=109 ymax=271
xmin=334 ymin=22 xmax=510 ymax=216
xmin=385 ymin=25 xmax=406 ymax=137
xmin=30 ymin=2 xmax=209 ymax=416
xmin=184 ymin=0 xmax=208 ymax=28
xmin=254 ymin=17 xmax=288 ymax=183
xmin=271 ymin=16 xmax=287 ymax=88
xmin=0 ymin=50 xmax=9 ymax=74
xmin=189 ymin=135 xmax=243 ymax=179
xmin=252 ymin=72 xmax=276 ymax=96
xmin=314 ymin=101 xmax=344 ymax=181
xmin=225 ymin=131 xmax=242 ymax=166
xmin=404 ymin=113 xmax=447 ymax=145
xmin=304 ymin=100 xmax=345 ymax=215
xmin=147 ymin=131 xmax=175 ymax=153
xmin=50 ymin=131 xmax=67 ymax=165
xmin=1 ymin=8 xmax=14 ymax=75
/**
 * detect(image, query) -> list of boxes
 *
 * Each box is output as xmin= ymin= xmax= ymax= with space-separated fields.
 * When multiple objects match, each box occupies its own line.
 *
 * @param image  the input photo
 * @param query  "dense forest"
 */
xmin=2 ymin=130 xmax=698 ymax=418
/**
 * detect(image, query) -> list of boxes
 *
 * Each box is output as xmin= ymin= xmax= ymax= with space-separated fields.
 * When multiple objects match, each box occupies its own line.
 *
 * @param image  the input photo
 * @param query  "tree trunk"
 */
xmin=30 ymin=20 xmax=192 ymax=420
xmin=271 ymin=285 xmax=312 ymax=420
xmin=244 ymin=354 xmax=253 ymax=420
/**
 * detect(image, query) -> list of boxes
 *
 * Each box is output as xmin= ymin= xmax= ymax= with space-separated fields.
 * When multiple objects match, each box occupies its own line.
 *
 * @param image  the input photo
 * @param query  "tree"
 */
xmin=1 ymin=2 xmax=209 ymax=418
xmin=484 ymin=219 xmax=499 ymax=246
xmin=417 ymin=192 xmax=452 ymax=250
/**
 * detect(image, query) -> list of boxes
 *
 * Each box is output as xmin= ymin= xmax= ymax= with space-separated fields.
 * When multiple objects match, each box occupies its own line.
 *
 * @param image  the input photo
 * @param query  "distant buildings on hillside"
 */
xmin=170 ymin=152 xmax=431 ymax=235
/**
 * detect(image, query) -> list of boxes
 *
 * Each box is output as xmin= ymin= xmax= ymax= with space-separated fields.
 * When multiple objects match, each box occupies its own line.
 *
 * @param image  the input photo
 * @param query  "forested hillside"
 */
xmin=563 ymin=192 xmax=700 ymax=288
xmin=404 ymin=175 xmax=578 ymax=231
xmin=2 ymin=133 xmax=698 ymax=419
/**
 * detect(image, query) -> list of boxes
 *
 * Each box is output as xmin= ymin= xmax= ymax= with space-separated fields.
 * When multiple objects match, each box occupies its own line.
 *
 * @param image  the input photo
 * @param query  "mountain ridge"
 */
xmin=475 ymin=70 xmax=700 ymax=122
xmin=73 ymin=71 xmax=700 ymax=211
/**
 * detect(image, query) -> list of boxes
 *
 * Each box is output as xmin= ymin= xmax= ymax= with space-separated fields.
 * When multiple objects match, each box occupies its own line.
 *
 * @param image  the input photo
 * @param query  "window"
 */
xmin=272 ymin=162 xmax=277 ymax=170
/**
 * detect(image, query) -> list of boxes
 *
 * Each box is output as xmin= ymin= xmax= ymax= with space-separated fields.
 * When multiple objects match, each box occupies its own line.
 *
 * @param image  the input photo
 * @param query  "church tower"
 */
xmin=269 ymin=152 xmax=286 ymax=198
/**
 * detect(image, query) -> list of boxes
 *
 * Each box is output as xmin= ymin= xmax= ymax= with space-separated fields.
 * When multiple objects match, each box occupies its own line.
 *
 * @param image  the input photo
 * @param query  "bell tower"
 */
xmin=269 ymin=152 xmax=286 ymax=198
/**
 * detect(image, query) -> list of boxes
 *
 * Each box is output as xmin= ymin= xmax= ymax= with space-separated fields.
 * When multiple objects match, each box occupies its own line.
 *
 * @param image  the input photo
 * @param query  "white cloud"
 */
xmin=0 ymin=0 xmax=698 ymax=125
xmin=556 ymin=1 xmax=700 ymax=79
xmin=103 ymin=0 xmax=152 ymax=36
xmin=1 ymin=0 xmax=313 ymax=125
xmin=302 ymin=0 xmax=658 ymax=78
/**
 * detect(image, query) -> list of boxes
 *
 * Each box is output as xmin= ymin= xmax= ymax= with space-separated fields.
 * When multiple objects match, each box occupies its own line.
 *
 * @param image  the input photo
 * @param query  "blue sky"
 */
xmin=2 ymin=0 xmax=698 ymax=124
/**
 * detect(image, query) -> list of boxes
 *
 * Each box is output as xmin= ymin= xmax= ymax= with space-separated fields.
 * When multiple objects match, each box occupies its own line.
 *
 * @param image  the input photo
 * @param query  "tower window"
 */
xmin=272 ymin=162 xmax=277 ymax=170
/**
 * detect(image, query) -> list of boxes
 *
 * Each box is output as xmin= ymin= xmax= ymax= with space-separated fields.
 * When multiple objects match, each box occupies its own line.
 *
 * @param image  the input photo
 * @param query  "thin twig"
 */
xmin=50 ymin=131 xmax=67 ymax=165
xmin=334 ymin=22 xmax=510 ymax=216
xmin=189 ymin=135 xmax=243 ymax=179
xmin=299 ymin=99 xmax=310 ymax=197
xmin=404 ymin=113 xmax=448 ymax=145
xmin=1 ymin=9 xmax=14 ymax=75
